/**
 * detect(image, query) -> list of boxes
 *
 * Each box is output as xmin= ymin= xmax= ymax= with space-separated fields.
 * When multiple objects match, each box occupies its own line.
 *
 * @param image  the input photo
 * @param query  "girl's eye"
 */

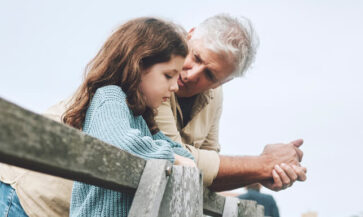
xmin=165 ymin=74 xmax=172 ymax=79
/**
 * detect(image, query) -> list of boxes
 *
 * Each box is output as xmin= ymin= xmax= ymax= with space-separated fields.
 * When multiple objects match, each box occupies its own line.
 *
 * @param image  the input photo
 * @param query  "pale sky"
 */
xmin=1 ymin=1 xmax=362 ymax=216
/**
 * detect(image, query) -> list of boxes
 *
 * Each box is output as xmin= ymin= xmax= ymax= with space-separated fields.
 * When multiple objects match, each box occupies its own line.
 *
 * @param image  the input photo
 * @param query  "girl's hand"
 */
xmin=174 ymin=154 xmax=197 ymax=167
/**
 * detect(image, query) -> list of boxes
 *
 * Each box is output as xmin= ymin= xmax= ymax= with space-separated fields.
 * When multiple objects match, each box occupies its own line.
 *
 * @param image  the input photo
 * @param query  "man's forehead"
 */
xmin=189 ymin=39 xmax=235 ymax=80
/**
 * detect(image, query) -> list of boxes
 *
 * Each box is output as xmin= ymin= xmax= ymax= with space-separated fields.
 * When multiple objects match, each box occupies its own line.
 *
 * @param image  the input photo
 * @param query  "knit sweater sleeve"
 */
xmin=152 ymin=131 xmax=195 ymax=160
xmin=85 ymin=87 xmax=175 ymax=163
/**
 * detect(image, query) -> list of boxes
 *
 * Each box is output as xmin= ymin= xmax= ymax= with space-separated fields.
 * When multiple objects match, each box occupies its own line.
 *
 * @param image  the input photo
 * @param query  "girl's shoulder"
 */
xmin=90 ymin=85 xmax=127 ymax=106
xmin=94 ymin=85 xmax=127 ymax=101
xmin=83 ymin=85 xmax=132 ymax=132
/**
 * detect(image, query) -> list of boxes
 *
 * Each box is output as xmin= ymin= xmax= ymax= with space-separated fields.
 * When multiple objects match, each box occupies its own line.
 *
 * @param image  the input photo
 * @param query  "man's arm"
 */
xmin=203 ymin=89 xmax=306 ymax=191
xmin=156 ymin=91 xmax=307 ymax=190
xmin=210 ymin=139 xmax=306 ymax=191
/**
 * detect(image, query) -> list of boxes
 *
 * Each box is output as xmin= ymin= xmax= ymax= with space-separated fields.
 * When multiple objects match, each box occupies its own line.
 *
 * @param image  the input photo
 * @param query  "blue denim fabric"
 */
xmin=0 ymin=181 xmax=28 ymax=217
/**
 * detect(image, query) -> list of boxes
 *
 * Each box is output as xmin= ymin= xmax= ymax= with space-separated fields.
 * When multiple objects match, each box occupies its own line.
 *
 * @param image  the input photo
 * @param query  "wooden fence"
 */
xmin=0 ymin=97 xmax=264 ymax=217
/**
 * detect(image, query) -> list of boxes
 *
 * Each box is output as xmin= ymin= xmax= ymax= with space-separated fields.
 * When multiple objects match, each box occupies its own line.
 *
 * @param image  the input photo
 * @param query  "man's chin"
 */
xmin=176 ymin=89 xmax=196 ymax=98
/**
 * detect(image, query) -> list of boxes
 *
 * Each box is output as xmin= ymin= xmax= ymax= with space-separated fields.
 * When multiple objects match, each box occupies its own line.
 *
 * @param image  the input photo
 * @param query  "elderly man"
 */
xmin=0 ymin=14 xmax=306 ymax=217
xmin=155 ymin=14 xmax=306 ymax=191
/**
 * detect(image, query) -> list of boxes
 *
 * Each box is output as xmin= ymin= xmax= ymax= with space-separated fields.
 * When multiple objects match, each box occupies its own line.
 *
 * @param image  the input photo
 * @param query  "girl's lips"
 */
xmin=162 ymin=97 xmax=169 ymax=102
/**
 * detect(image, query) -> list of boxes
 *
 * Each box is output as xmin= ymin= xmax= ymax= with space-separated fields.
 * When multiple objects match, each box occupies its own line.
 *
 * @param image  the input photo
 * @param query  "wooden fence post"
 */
xmin=128 ymin=159 xmax=172 ymax=217
xmin=158 ymin=166 xmax=202 ymax=217
xmin=256 ymin=204 xmax=264 ymax=217
xmin=238 ymin=200 xmax=259 ymax=217
xmin=222 ymin=197 xmax=239 ymax=217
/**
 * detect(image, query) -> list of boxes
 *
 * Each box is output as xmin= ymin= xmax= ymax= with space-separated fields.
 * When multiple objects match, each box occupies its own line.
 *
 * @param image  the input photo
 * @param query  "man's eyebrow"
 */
xmin=195 ymin=49 xmax=219 ymax=82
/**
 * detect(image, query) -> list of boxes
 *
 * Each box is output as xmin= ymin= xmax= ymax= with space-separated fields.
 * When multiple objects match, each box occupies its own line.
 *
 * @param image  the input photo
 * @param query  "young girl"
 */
xmin=62 ymin=17 xmax=195 ymax=217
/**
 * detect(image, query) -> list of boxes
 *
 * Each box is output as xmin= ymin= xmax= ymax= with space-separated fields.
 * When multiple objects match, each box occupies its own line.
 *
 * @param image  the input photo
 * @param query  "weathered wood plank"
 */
xmin=222 ymin=197 xmax=239 ymax=217
xmin=158 ymin=166 xmax=202 ymax=217
xmin=0 ymin=97 xmax=145 ymax=193
xmin=238 ymin=200 xmax=258 ymax=217
xmin=203 ymin=187 xmax=226 ymax=216
xmin=256 ymin=204 xmax=264 ymax=217
xmin=128 ymin=159 xmax=172 ymax=217
xmin=0 ymin=97 xmax=262 ymax=217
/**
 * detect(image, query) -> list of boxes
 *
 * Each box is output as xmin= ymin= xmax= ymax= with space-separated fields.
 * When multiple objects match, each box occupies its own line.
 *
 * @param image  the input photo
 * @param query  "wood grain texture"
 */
xmin=0 ymin=97 xmax=145 ymax=193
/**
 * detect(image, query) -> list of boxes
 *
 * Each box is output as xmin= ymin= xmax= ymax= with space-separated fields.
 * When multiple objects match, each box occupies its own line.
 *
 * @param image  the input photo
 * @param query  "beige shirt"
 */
xmin=0 ymin=87 xmax=223 ymax=216
xmin=155 ymin=87 xmax=222 ymax=186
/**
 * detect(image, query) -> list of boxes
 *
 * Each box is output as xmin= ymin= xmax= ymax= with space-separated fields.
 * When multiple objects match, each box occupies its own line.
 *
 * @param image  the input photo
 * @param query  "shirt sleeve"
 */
xmin=87 ymin=98 xmax=175 ymax=163
xmin=156 ymin=96 xmax=221 ymax=186
xmin=195 ymin=88 xmax=223 ymax=184
xmin=42 ymin=99 xmax=69 ymax=122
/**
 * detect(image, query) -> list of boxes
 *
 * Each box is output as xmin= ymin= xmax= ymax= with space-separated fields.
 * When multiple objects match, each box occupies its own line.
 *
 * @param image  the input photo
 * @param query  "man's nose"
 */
xmin=184 ymin=65 xmax=203 ymax=83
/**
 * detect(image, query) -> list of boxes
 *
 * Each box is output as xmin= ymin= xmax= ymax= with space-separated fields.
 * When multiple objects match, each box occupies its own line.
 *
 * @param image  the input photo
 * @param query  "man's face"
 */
xmin=176 ymin=37 xmax=235 ymax=98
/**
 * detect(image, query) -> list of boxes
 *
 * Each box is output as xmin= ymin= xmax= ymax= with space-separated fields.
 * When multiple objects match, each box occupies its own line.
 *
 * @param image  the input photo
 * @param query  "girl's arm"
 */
xmin=152 ymin=132 xmax=196 ymax=167
xmin=152 ymin=131 xmax=194 ymax=158
xmin=87 ymin=99 xmax=175 ymax=162
xmin=174 ymin=154 xmax=196 ymax=167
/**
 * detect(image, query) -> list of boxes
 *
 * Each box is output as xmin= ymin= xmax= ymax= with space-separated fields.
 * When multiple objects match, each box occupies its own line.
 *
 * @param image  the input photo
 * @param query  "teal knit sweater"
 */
xmin=70 ymin=85 xmax=194 ymax=217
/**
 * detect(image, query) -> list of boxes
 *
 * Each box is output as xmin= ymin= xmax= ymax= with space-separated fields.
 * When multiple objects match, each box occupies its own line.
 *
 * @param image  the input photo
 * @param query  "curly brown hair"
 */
xmin=63 ymin=17 xmax=188 ymax=134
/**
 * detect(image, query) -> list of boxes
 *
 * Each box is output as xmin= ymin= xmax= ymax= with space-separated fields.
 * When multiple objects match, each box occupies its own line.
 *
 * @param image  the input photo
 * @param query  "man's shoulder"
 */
xmin=42 ymin=99 xmax=71 ymax=122
xmin=208 ymin=86 xmax=223 ymax=107
xmin=211 ymin=86 xmax=223 ymax=99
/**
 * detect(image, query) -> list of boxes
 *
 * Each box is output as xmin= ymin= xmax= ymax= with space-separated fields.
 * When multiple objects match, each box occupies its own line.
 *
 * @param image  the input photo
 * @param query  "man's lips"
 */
xmin=162 ymin=97 xmax=169 ymax=102
xmin=177 ymin=76 xmax=185 ymax=87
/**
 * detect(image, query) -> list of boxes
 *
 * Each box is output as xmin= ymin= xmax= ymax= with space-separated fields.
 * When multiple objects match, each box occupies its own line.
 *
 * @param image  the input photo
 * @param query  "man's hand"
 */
xmin=261 ymin=163 xmax=307 ymax=191
xmin=259 ymin=139 xmax=307 ymax=191
xmin=210 ymin=139 xmax=307 ymax=191
xmin=261 ymin=139 xmax=304 ymax=172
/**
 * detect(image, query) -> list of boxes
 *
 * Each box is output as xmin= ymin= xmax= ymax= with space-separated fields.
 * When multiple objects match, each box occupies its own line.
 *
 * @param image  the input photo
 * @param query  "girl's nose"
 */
xmin=170 ymin=80 xmax=179 ymax=92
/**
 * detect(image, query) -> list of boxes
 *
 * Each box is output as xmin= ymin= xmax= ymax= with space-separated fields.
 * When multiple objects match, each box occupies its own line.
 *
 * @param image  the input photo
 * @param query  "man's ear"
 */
xmin=187 ymin=27 xmax=195 ymax=40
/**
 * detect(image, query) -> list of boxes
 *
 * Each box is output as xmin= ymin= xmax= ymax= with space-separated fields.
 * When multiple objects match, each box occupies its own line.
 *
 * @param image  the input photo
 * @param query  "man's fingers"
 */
xmin=290 ymin=139 xmax=304 ymax=148
xmin=302 ymin=167 xmax=307 ymax=173
xmin=294 ymin=147 xmax=304 ymax=162
xmin=280 ymin=163 xmax=298 ymax=183
xmin=271 ymin=169 xmax=282 ymax=190
xmin=293 ymin=165 xmax=307 ymax=181
xmin=274 ymin=165 xmax=291 ymax=187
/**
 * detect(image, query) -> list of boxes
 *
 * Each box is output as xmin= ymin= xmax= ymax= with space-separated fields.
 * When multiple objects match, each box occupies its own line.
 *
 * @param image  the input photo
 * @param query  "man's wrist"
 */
xmin=257 ymin=154 xmax=274 ymax=180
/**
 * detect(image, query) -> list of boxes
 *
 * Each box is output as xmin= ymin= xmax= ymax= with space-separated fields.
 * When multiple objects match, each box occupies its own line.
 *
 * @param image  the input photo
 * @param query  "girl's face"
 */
xmin=140 ymin=55 xmax=185 ymax=109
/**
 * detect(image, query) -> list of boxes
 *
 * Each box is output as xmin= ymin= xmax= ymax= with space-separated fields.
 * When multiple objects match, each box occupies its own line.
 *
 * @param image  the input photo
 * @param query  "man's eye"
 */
xmin=205 ymin=70 xmax=215 ymax=82
xmin=194 ymin=54 xmax=202 ymax=63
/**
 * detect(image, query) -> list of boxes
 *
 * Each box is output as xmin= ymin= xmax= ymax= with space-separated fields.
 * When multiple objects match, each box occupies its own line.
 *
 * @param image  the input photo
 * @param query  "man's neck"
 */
xmin=177 ymin=95 xmax=197 ymax=127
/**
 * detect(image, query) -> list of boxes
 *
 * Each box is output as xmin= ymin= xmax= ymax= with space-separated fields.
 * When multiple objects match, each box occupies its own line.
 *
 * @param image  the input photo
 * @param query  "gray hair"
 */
xmin=191 ymin=14 xmax=259 ymax=78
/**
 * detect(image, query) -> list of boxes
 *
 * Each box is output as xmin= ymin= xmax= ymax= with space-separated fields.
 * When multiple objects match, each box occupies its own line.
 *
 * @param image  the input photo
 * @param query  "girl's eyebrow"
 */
xmin=163 ymin=69 xmax=179 ymax=74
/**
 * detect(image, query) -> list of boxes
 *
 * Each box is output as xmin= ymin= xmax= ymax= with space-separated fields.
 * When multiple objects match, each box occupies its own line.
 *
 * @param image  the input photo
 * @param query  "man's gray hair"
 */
xmin=191 ymin=14 xmax=259 ymax=78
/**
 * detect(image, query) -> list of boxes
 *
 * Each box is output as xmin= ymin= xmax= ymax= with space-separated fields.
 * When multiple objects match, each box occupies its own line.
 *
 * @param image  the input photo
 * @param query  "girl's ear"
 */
xmin=187 ymin=27 xmax=196 ymax=40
